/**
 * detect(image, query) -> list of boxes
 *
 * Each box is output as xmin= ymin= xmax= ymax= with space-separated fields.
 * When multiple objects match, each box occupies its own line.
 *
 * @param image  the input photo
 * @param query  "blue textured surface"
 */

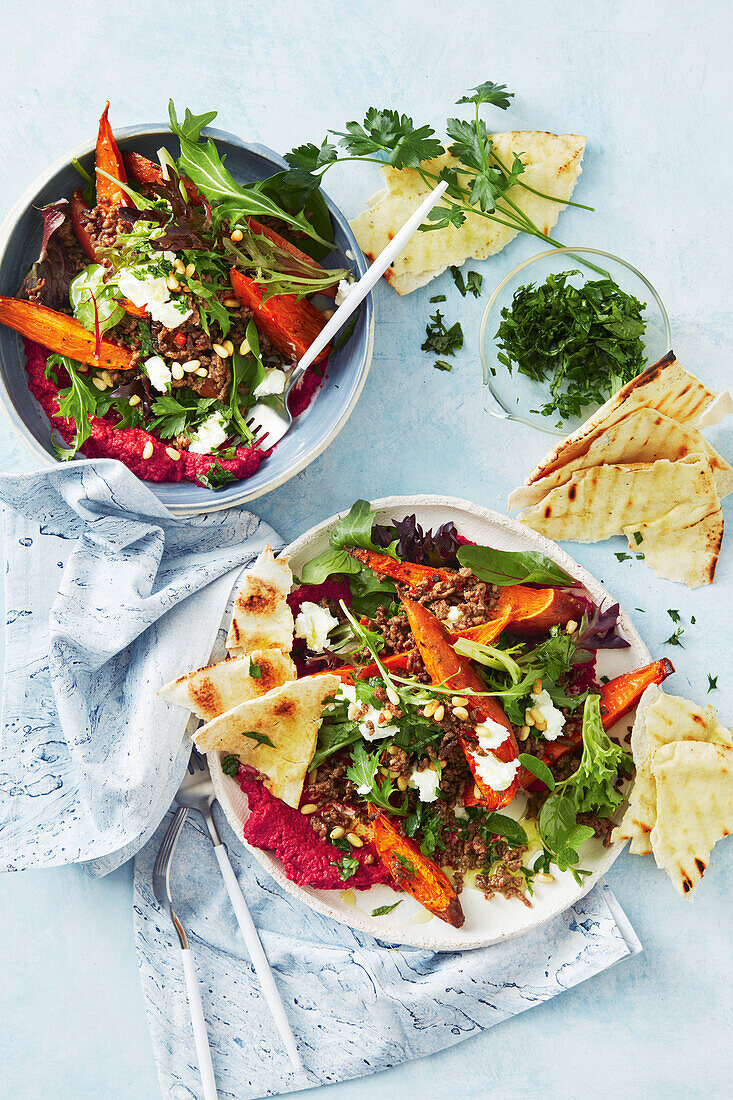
xmin=1 ymin=2 xmax=731 ymax=1099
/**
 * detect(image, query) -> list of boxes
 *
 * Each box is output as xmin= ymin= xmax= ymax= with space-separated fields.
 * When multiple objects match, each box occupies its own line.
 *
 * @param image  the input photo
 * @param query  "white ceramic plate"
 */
xmin=210 ymin=495 xmax=648 ymax=950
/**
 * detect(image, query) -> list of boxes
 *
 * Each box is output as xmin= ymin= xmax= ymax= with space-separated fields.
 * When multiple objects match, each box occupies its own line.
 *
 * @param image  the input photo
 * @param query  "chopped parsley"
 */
xmin=433 ymin=359 xmax=453 ymax=372
xmin=249 ymin=661 xmax=262 ymax=679
xmin=664 ymin=626 xmax=685 ymax=647
xmin=450 ymin=265 xmax=483 ymax=298
xmin=632 ymin=530 xmax=643 ymax=545
xmin=330 ymin=855 xmax=360 ymax=881
xmin=429 ymin=294 xmax=446 ymax=303
xmin=371 ymin=902 xmax=402 ymax=917
xmin=667 ymin=609 xmax=681 ymax=623
xmin=615 ymin=552 xmax=632 ymax=562
xmin=707 ymin=674 xmax=719 ymax=693
xmin=495 ymin=271 xmax=647 ymax=422
xmin=221 ymin=754 xmax=240 ymax=777
xmin=198 ymin=461 xmax=237 ymax=491
xmin=422 ymin=310 xmax=464 ymax=357
xmin=394 ymin=852 xmax=415 ymax=874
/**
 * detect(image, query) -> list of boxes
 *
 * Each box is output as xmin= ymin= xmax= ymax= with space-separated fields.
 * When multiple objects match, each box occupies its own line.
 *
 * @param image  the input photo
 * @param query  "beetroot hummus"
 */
xmin=240 ymin=774 xmax=392 ymax=891
xmin=25 ymin=340 xmax=329 ymax=487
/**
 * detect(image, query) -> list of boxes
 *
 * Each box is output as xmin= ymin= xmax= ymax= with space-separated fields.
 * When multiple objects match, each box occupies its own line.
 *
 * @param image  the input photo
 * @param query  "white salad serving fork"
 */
xmin=245 ymin=179 xmax=449 ymax=449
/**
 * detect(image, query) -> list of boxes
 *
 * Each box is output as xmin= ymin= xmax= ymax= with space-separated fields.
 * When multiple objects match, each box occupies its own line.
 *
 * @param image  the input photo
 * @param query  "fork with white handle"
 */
xmin=246 ymin=179 xmax=449 ymax=449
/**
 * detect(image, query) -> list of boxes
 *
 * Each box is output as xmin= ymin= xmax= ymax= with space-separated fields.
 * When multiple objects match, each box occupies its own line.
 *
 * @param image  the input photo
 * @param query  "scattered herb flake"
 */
xmin=664 ymin=627 xmax=685 ymax=647
xmin=249 ymin=661 xmax=262 ymax=679
xmin=221 ymin=754 xmax=240 ymax=777
xmin=632 ymin=530 xmax=643 ymax=545
xmin=707 ymin=674 xmax=719 ymax=693
xmin=615 ymin=553 xmax=632 ymax=562
xmin=429 ymin=294 xmax=446 ymax=303
xmin=667 ymin=609 xmax=681 ymax=623
xmin=422 ymin=310 xmax=464 ymax=357
xmin=330 ymin=855 xmax=360 ymax=881
xmin=371 ymin=902 xmax=402 ymax=917
xmin=433 ymin=359 xmax=453 ymax=372
xmin=450 ymin=265 xmax=483 ymax=298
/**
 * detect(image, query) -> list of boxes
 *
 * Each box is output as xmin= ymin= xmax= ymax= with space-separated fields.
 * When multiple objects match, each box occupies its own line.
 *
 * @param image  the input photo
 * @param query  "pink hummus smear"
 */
xmin=240 ymin=773 xmax=392 ymax=891
xmin=25 ymin=339 xmax=325 ymax=487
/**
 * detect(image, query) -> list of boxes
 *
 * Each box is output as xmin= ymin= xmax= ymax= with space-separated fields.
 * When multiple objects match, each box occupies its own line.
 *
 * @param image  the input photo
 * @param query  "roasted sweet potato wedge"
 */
xmin=371 ymin=808 xmax=464 ymax=928
xmin=0 ymin=297 xmax=133 ymax=372
xmin=230 ymin=268 xmax=331 ymax=365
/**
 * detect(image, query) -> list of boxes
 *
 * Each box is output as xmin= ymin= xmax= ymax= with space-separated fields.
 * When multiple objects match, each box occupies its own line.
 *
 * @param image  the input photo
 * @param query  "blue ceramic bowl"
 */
xmin=0 ymin=125 xmax=373 ymax=513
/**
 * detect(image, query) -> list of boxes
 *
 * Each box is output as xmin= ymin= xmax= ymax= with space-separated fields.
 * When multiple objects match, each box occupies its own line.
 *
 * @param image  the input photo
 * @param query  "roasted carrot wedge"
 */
xmin=347 ymin=549 xmax=453 ymax=587
xmin=0 ymin=297 xmax=133 ymax=372
xmin=599 ymin=658 xmax=674 ymax=729
xmin=123 ymin=150 xmax=204 ymax=202
xmin=370 ymin=808 xmax=464 ymax=927
xmin=401 ymin=597 xmax=520 ymax=811
xmin=95 ymin=103 xmax=128 ymax=208
xmin=518 ymin=658 xmax=674 ymax=789
xmin=230 ymin=268 xmax=332 ymax=365
xmin=330 ymin=650 xmax=411 ymax=684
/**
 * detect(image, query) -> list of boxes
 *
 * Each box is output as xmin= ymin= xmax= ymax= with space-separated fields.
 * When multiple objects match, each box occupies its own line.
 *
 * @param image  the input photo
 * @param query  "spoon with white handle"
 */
xmin=246 ymin=179 xmax=449 ymax=448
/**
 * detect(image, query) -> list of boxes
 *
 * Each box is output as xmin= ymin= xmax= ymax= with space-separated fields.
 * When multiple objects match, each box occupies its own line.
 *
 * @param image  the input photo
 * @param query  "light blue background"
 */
xmin=2 ymin=2 xmax=731 ymax=1098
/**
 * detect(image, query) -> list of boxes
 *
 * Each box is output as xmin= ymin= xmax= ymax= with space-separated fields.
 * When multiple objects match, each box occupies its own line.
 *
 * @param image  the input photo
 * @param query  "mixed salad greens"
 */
xmin=275 ymin=502 xmax=672 ymax=926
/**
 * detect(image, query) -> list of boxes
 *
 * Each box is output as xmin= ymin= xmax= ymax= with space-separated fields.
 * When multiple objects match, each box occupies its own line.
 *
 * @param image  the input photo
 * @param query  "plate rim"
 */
xmin=211 ymin=493 xmax=647 ymax=950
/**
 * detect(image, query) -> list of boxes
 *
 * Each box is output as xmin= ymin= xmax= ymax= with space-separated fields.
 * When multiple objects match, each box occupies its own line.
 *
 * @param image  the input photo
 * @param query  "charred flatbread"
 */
xmin=226 ymin=545 xmax=294 ymax=656
xmin=158 ymin=649 xmax=297 ymax=721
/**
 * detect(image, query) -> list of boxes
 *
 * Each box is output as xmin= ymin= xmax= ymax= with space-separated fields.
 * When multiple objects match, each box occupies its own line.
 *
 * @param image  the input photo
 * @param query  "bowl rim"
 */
xmin=477 ymin=244 xmax=672 ymax=437
xmin=0 ymin=124 xmax=374 ymax=514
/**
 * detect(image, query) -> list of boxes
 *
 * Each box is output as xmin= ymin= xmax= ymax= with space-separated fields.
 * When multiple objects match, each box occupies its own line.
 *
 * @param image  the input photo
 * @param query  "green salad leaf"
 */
xmin=457 ymin=544 xmax=576 ymax=587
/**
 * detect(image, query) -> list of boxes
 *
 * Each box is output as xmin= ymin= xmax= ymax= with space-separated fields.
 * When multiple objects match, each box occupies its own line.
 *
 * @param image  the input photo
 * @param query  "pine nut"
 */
xmin=223 ymin=297 xmax=240 ymax=308
xmin=212 ymin=343 xmax=229 ymax=358
xmin=222 ymin=339 xmax=234 ymax=356
xmin=182 ymin=359 xmax=200 ymax=372
xmin=537 ymin=872 xmax=555 ymax=883
xmin=129 ymin=393 xmax=141 ymax=406
xmin=452 ymin=705 xmax=469 ymax=721
xmin=433 ymin=704 xmax=445 ymax=722
xmin=451 ymin=696 xmax=464 ymax=707
xmin=565 ymin=620 xmax=578 ymax=635
xmin=533 ymin=679 xmax=543 ymax=696
xmin=184 ymin=262 xmax=196 ymax=278
xmin=329 ymin=826 xmax=345 ymax=840
xmin=525 ymin=709 xmax=536 ymax=727
xmin=196 ymin=367 xmax=208 ymax=377
xmin=101 ymin=370 xmax=113 ymax=386
xmin=92 ymin=377 xmax=107 ymax=391
xmin=518 ymin=725 xmax=531 ymax=741
xmin=173 ymin=258 xmax=186 ymax=275
xmin=166 ymin=275 xmax=181 ymax=292
xmin=396 ymin=775 xmax=409 ymax=792
xmin=230 ymin=228 xmax=244 ymax=242
xmin=300 ymin=803 xmax=317 ymax=815
xmin=530 ymin=707 xmax=547 ymax=732
xmin=239 ymin=339 xmax=250 ymax=356
xmin=423 ymin=699 xmax=438 ymax=718
xmin=346 ymin=832 xmax=363 ymax=848
xmin=165 ymin=446 xmax=180 ymax=461
xmin=142 ymin=440 xmax=154 ymax=460
xmin=389 ymin=769 xmax=400 ymax=780
xmin=171 ymin=363 xmax=184 ymax=381
xmin=307 ymin=768 xmax=318 ymax=785
xmin=386 ymin=686 xmax=400 ymax=707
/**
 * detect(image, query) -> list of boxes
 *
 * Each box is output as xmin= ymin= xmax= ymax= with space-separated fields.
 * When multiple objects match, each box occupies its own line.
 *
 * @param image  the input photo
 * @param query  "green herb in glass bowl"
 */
xmin=495 ymin=269 xmax=648 ymax=423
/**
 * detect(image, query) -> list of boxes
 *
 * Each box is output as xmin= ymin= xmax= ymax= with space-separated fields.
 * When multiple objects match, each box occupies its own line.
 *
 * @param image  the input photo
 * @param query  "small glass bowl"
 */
xmin=478 ymin=246 xmax=672 ymax=436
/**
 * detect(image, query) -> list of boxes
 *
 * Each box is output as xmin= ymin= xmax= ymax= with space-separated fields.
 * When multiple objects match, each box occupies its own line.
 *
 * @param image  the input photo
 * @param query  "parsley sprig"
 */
xmin=285 ymin=79 xmax=593 ymax=254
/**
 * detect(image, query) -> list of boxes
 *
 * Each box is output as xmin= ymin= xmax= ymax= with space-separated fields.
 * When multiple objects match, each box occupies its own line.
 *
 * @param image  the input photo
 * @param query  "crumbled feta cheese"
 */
xmin=453 ymin=805 xmax=469 ymax=820
xmin=333 ymin=682 xmax=398 ymax=741
xmin=471 ymin=752 xmax=520 ymax=792
xmin=446 ymin=606 xmax=461 ymax=623
xmin=408 ymin=765 xmax=440 ymax=803
xmin=294 ymin=601 xmax=339 ymax=652
xmin=253 ymin=369 xmax=287 ymax=398
xmin=530 ymin=688 xmax=566 ymax=741
xmin=474 ymin=716 xmax=510 ymax=751
xmin=116 ymin=266 xmax=192 ymax=329
xmin=188 ymin=412 xmax=229 ymax=455
xmin=335 ymin=279 xmax=354 ymax=307
xmin=143 ymin=355 xmax=171 ymax=393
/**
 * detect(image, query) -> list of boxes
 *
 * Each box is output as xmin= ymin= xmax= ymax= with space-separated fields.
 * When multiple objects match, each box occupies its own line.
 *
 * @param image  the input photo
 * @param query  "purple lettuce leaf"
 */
xmin=373 ymin=513 xmax=461 ymax=566
xmin=575 ymin=599 xmax=631 ymax=652
xmin=20 ymin=200 xmax=79 ymax=310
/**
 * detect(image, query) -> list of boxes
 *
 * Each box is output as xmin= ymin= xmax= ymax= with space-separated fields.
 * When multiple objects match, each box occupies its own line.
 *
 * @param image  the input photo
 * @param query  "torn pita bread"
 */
xmin=623 ymin=499 xmax=724 ymax=588
xmin=351 ymin=133 xmax=585 ymax=295
xmin=193 ymin=675 xmax=340 ymax=807
xmin=158 ymin=649 xmax=297 ymax=721
xmin=518 ymin=455 xmax=719 ymax=544
xmin=508 ymin=406 xmax=733 ymax=510
xmin=226 ymin=545 xmax=293 ymax=656
xmin=650 ymin=741 xmax=733 ymax=895
xmin=520 ymin=354 xmax=731 ymax=488
xmin=613 ymin=685 xmax=733 ymax=854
